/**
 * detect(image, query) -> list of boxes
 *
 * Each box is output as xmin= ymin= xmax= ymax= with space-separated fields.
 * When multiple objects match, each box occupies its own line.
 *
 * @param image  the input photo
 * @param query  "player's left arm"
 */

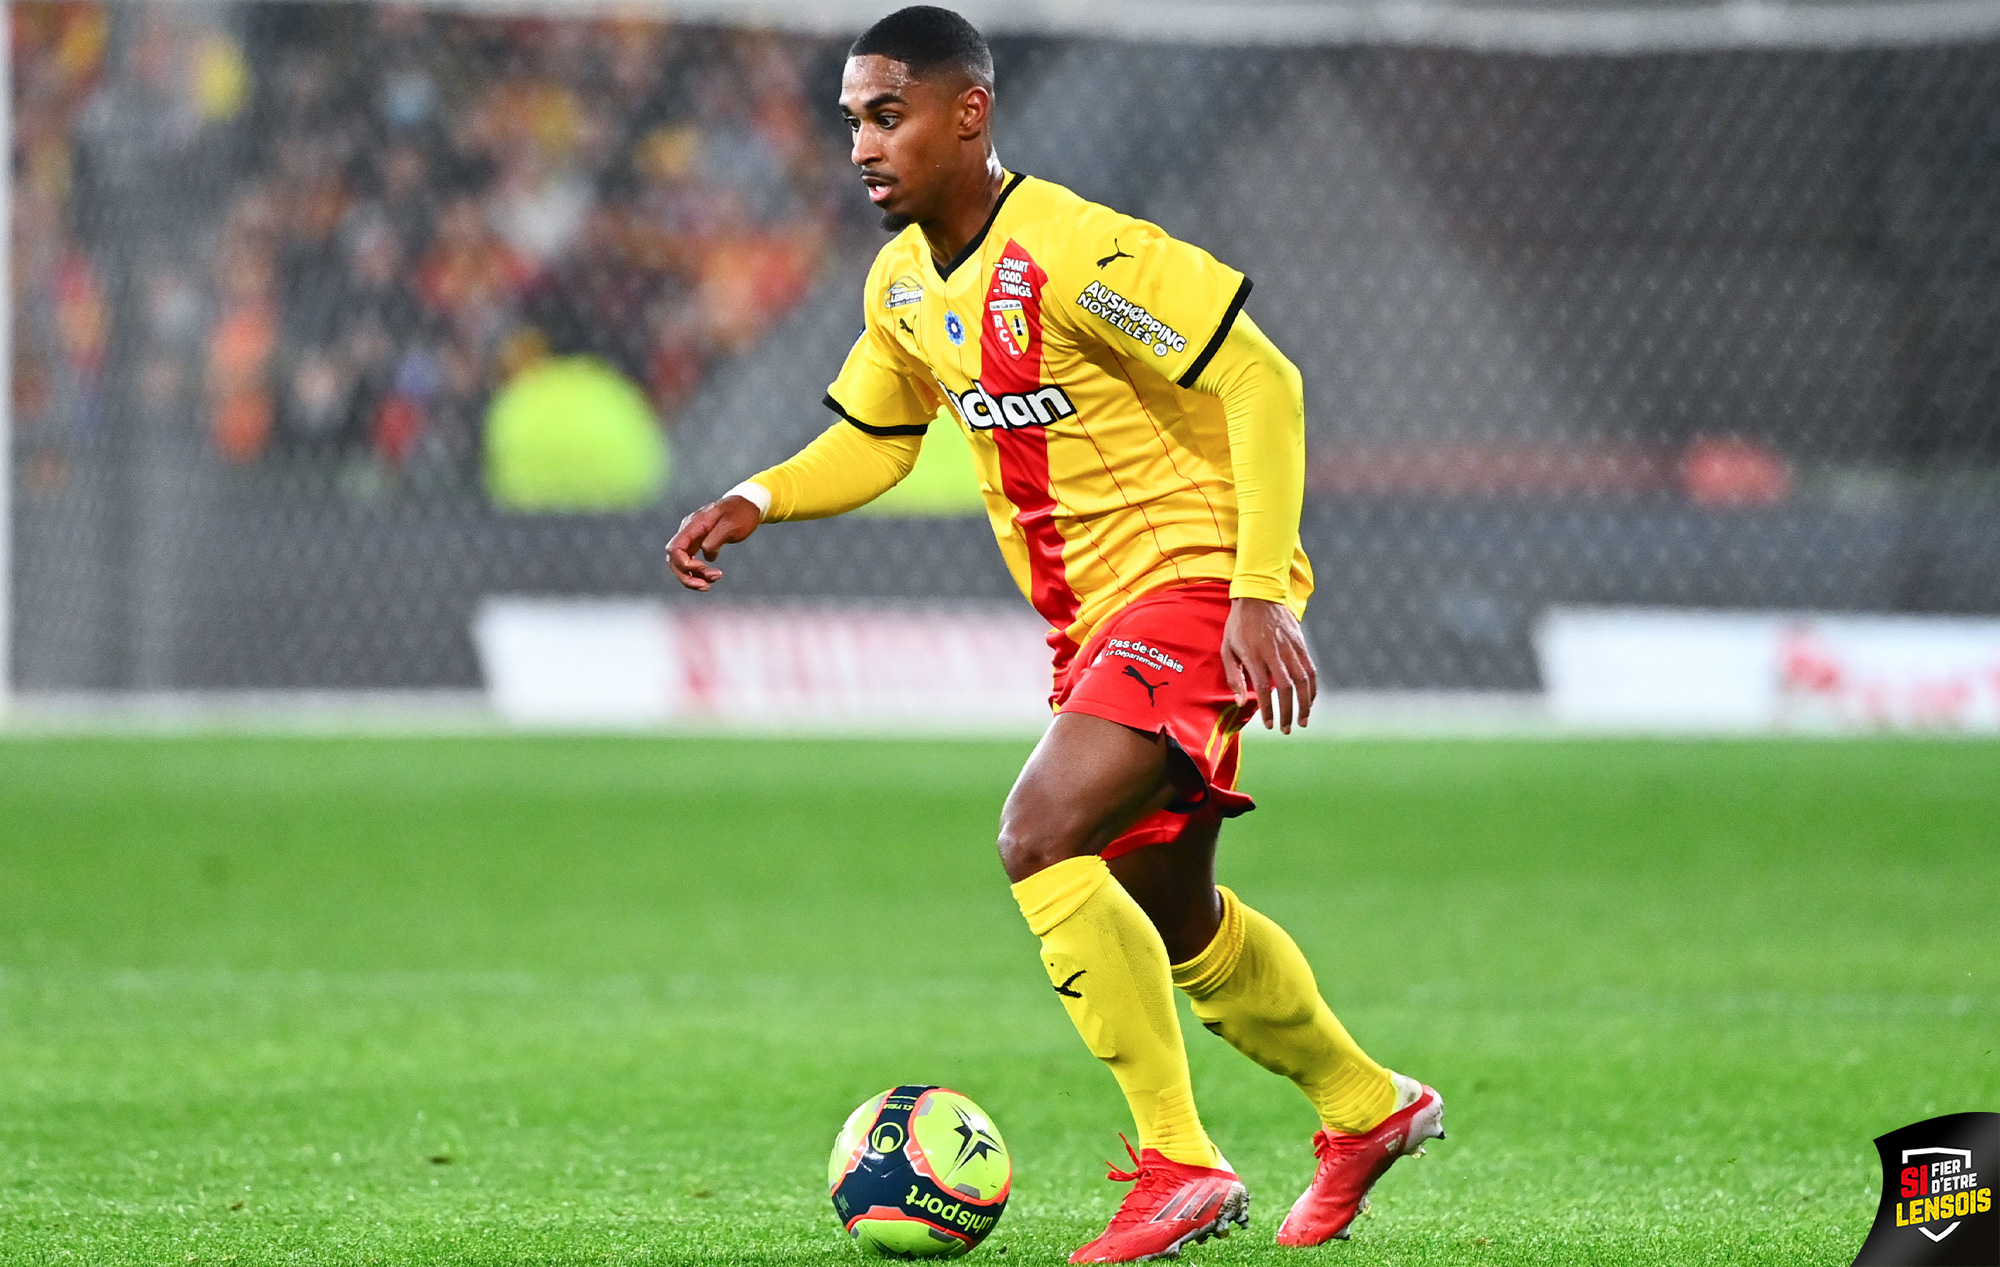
xmin=1056 ymin=220 xmax=1315 ymax=731
xmin=1190 ymin=314 xmax=1316 ymax=734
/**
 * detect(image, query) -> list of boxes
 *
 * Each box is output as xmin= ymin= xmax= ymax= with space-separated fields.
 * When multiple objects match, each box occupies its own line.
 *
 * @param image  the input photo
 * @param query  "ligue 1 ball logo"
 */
xmin=829 ymin=1084 xmax=1011 ymax=1258
xmin=1852 ymin=1112 xmax=1998 ymax=1266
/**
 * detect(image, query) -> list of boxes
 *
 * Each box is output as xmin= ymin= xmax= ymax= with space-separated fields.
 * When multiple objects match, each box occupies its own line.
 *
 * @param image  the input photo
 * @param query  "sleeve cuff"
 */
xmin=1228 ymin=577 xmax=1291 ymax=603
xmin=1177 ymin=276 xmax=1254 ymax=389
xmin=825 ymin=393 xmax=929 ymax=437
xmin=725 ymin=480 xmax=773 ymax=520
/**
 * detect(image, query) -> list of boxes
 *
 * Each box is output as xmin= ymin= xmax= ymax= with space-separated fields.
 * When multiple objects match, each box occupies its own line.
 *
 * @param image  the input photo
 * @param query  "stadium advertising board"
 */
xmin=473 ymin=597 xmax=1054 ymax=730
xmin=1538 ymin=608 xmax=2000 ymax=733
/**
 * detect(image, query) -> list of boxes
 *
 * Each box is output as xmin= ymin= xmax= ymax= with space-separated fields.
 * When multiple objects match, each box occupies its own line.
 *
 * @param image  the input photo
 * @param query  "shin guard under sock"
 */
xmin=1013 ymin=856 xmax=1220 ymax=1167
xmin=1172 ymin=886 xmax=1395 ymax=1133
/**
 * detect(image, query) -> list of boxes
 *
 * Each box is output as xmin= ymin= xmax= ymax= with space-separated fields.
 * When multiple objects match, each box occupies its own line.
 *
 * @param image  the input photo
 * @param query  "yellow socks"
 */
xmin=1012 ymin=856 xmax=1221 ymax=1168
xmin=1011 ymin=863 xmax=1387 ymax=1151
xmin=1172 ymin=886 xmax=1395 ymax=1134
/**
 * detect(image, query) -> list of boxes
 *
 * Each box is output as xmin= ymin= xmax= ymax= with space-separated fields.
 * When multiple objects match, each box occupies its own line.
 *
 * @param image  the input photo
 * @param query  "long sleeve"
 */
xmin=1190 ymin=312 xmax=1306 ymax=604
xmin=747 ymin=419 xmax=926 ymax=522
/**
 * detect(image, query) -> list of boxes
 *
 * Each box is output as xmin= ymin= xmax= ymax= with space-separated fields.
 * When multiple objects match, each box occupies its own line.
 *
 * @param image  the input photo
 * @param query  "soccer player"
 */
xmin=666 ymin=8 xmax=1444 ymax=1261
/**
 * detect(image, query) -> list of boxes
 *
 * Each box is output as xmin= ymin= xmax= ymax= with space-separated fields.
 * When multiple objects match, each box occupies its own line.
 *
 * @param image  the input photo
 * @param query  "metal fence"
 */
xmin=10 ymin=2 xmax=2000 ymax=695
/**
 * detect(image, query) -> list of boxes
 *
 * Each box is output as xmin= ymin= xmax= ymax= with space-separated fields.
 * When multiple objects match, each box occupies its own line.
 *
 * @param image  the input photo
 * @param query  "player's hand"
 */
xmin=1222 ymin=597 xmax=1317 ymax=734
xmin=665 ymin=495 xmax=762 ymax=591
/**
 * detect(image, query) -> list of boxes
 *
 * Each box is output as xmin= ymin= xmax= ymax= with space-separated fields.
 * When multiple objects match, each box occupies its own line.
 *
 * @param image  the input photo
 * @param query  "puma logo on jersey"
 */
xmin=1053 ymin=970 xmax=1086 ymax=998
xmin=950 ymin=382 xmax=1077 ymax=431
xmin=1096 ymin=239 xmax=1134 ymax=268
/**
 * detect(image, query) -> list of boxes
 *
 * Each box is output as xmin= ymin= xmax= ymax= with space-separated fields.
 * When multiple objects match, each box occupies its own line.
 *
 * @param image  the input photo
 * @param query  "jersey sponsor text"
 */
xmin=950 ymin=381 xmax=1077 ymax=431
xmin=1077 ymin=280 xmax=1188 ymax=358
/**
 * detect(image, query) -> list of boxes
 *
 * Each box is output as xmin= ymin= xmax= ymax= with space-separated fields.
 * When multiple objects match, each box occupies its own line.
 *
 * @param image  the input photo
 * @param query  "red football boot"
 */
xmin=1275 ymin=1073 xmax=1445 ymax=1247
xmin=1069 ymin=1139 xmax=1250 ymax=1263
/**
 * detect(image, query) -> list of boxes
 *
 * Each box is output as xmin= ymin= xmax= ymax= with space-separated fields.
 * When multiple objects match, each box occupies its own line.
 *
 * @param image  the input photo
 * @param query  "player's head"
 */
xmin=840 ymin=6 xmax=996 ymax=231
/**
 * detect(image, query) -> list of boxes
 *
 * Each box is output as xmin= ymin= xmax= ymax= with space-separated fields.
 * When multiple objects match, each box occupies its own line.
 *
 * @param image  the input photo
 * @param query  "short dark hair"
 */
xmin=849 ymin=6 xmax=994 ymax=91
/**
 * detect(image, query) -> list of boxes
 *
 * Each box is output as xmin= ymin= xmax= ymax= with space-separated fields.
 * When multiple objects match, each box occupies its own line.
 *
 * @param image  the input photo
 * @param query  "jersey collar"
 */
xmin=932 ymin=170 xmax=1026 ymax=282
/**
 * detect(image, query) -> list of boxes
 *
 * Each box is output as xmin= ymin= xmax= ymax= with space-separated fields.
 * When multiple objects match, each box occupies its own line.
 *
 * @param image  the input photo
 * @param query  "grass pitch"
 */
xmin=0 ymin=735 xmax=1994 ymax=1266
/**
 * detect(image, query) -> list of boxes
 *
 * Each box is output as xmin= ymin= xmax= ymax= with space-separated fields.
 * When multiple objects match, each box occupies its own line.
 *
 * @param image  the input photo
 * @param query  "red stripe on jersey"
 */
xmin=981 ymin=240 xmax=1080 ymax=660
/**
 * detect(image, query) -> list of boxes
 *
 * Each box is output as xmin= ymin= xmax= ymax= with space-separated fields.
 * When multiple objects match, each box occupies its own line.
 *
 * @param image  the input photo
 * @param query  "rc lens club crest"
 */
xmin=989 ymin=299 xmax=1030 ymax=358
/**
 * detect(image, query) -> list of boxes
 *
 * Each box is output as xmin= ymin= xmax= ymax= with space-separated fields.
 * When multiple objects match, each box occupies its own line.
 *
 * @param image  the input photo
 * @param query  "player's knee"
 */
xmin=995 ymin=814 xmax=1095 ymax=884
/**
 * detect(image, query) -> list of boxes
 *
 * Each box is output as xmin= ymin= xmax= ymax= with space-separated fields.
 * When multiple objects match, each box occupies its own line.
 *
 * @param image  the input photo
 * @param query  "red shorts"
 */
xmin=1050 ymin=581 xmax=1255 ymax=859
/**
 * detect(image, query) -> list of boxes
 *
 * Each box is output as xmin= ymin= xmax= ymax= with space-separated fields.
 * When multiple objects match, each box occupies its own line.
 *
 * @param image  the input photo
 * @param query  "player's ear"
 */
xmin=956 ymin=83 xmax=991 ymax=140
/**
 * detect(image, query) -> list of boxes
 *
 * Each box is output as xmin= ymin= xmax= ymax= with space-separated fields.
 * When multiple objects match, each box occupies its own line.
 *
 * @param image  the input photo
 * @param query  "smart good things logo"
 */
xmin=1853 ymin=1112 xmax=1998 ymax=1266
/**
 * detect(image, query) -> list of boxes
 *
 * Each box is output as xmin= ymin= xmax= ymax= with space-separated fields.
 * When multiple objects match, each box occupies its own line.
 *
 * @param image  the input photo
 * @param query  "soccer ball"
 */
xmin=828 ymin=1084 xmax=1011 ymax=1258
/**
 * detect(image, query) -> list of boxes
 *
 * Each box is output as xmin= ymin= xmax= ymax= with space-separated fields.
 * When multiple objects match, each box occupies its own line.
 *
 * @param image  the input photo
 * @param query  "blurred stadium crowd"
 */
xmin=13 ymin=3 xmax=846 ymax=489
xmin=8 ymin=3 xmax=2000 ymax=693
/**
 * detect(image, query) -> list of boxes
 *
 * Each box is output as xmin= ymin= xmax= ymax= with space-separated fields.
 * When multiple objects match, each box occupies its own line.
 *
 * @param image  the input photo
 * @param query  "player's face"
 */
xmin=839 ymin=55 xmax=978 ymax=232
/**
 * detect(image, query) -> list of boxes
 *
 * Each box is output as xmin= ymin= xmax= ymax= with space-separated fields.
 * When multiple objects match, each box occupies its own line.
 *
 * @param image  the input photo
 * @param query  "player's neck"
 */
xmin=920 ymin=155 xmax=1008 ymax=269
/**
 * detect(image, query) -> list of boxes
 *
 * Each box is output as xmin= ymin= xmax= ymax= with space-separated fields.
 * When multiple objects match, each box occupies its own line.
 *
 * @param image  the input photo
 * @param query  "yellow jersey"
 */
xmin=811 ymin=172 xmax=1312 ymax=659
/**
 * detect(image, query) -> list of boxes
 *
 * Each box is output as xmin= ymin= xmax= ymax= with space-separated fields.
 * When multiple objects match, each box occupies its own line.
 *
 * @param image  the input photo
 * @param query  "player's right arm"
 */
xmin=666 ymin=285 xmax=940 ymax=591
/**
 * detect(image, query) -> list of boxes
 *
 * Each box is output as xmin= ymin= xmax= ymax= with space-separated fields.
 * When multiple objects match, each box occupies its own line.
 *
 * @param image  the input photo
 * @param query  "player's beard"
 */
xmin=880 ymin=209 xmax=913 ymax=231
